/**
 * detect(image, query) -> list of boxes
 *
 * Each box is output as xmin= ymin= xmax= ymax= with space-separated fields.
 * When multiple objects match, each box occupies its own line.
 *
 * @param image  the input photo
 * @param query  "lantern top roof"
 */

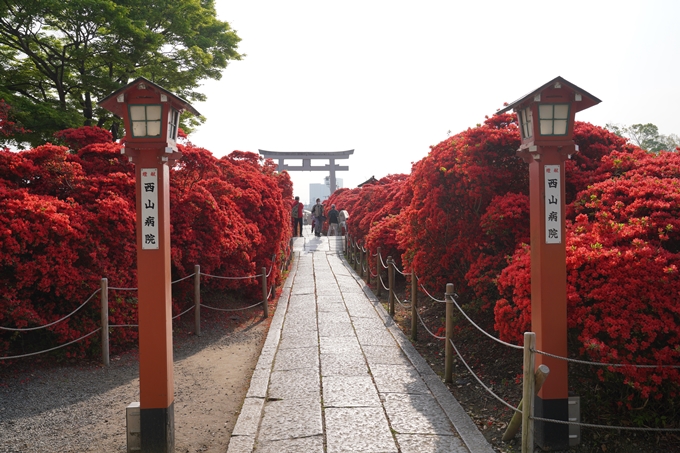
xmin=98 ymin=77 xmax=201 ymax=118
xmin=497 ymin=76 xmax=601 ymax=115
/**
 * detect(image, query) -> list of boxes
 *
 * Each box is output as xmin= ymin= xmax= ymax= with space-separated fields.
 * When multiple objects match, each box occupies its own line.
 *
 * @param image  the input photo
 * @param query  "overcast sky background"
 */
xmin=190 ymin=1 xmax=680 ymax=204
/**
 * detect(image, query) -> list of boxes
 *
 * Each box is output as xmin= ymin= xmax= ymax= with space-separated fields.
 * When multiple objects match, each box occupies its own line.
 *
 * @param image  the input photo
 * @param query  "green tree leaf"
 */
xmin=0 ymin=0 xmax=241 ymax=147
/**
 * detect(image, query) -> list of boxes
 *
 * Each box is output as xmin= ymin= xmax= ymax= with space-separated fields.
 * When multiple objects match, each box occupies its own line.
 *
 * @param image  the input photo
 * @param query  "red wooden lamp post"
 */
xmin=498 ymin=77 xmax=600 ymax=450
xmin=99 ymin=77 xmax=200 ymax=453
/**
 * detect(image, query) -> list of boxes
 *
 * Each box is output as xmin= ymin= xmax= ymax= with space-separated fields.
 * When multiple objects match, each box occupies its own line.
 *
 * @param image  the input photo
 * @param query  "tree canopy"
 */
xmin=0 ymin=0 xmax=241 ymax=146
xmin=607 ymin=123 xmax=680 ymax=153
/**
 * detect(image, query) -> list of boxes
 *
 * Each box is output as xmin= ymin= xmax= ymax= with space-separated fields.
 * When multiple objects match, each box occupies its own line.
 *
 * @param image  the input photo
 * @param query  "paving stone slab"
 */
xmin=254 ymin=346 xmax=277 ymax=371
xmin=316 ymin=294 xmax=343 ymax=303
xmin=341 ymin=292 xmax=376 ymax=305
xmin=335 ymin=276 xmax=361 ymax=288
xmin=258 ymin=398 xmax=323 ymax=442
xmin=320 ymin=352 xmax=369 ymax=377
xmin=268 ymin=368 xmax=320 ymax=400
xmin=278 ymin=333 xmax=318 ymax=350
xmin=272 ymin=346 xmax=319 ymax=371
xmin=316 ymin=287 xmax=342 ymax=297
xmin=324 ymin=407 xmax=398 ymax=453
xmin=421 ymin=375 xmax=496 ymax=453
xmin=246 ymin=367 xmax=271 ymax=398
xmin=322 ymin=374 xmax=382 ymax=407
xmin=354 ymin=327 xmax=397 ymax=347
xmin=383 ymin=393 xmax=456 ymax=435
xmin=231 ymin=397 xmax=264 ymax=436
xmin=288 ymin=293 xmax=317 ymax=305
xmin=290 ymin=284 xmax=315 ymax=295
xmin=389 ymin=331 xmax=438 ymax=377
xmin=362 ymin=345 xmax=411 ymax=366
xmin=226 ymin=435 xmax=255 ymax=453
xmin=317 ymin=301 xmax=347 ymax=312
xmin=319 ymin=336 xmax=362 ymax=355
xmin=318 ymin=321 xmax=356 ymax=338
xmin=370 ymin=364 xmax=431 ymax=395
xmin=395 ymin=434 xmax=468 ymax=453
xmin=345 ymin=305 xmax=380 ymax=318
xmin=254 ymin=435 xmax=324 ymax=453
xmin=317 ymin=310 xmax=351 ymax=324
xmin=281 ymin=316 xmax=317 ymax=332
xmin=350 ymin=315 xmax=388 ymax=329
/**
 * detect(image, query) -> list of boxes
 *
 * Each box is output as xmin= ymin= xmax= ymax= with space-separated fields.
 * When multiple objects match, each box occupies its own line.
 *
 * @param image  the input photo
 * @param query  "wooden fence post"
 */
xmin=194 ymin=264 xmax=201 ymax=336
xmin=503 ymin=362 xmax=549 ymax=442
xmin=444 ymin=283 xmax=454 ymax=383
xmin=262 ymin=267 xmax=269 ymax=318
xmin=387 ymin=256 xmax=394 ymax=316
xmin=101 ymin=278 xmax=109 ymax=366
xmin=411 ymin=271 xmax=417 ymax=341
xmin=359 ymin=246 xmax=365 ymax=278
xmin=522 ymin=332 xmax=537 ymax=453
xmin=376 ymin=247 xmax=382 ymax=297
xmin=357 ymin=245 xmax=362 ymax=277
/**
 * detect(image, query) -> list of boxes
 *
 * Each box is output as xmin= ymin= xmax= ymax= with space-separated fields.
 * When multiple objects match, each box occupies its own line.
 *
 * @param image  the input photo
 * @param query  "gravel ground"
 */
xmin=0 ymin=315 xmax=269 ymax=453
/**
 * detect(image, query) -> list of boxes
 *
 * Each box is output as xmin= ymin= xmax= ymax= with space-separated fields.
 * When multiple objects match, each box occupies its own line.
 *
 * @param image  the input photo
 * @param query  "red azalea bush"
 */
xmin=0 ymin=99 xmax=28 ymax=138
xmin=54 ymin=126 xmax=113 ymax=151
xmin=0 ymin=127 xmax=291 ymax=361
xmin=327 ymin=174 xmax=410 ymax=276
xmin=335 ymin=115 xmax=678 ymax=407
xmin=495 ymin=149 xmax=680 ymax=402
xmin=398 ymin=113 xmax=527 ymax=296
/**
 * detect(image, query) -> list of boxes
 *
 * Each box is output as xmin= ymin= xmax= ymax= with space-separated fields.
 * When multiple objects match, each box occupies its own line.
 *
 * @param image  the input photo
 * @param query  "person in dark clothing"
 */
xmin=291 ymin=196 xmax=303 ymax=236
xmin=327 ymin=204 xmax=340 ymax=236
xmin=312 ymin=198 xmax=324 ymax=237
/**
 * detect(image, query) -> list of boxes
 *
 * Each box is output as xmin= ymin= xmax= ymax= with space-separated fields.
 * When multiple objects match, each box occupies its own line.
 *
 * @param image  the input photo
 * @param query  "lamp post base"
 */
xmin=534 ymin=396 xmax=569 ymax=451
xmin=141 ymin=403 xmax=175 ymax=453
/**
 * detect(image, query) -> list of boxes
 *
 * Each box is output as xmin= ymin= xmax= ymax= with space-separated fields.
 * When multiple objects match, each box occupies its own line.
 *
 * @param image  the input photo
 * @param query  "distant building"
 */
xmin=358 ymin=175 xmax=377 ymax=187
xmin=307 ymin=177 xmax=343 ymax=210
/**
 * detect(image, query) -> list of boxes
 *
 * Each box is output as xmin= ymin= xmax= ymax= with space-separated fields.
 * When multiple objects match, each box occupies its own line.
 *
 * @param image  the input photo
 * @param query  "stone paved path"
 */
xmin=227 ymin=227 xmax=495 ymax=453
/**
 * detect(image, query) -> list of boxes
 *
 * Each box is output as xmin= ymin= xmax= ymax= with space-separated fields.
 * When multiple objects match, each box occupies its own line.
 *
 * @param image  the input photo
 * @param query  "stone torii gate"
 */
xmin=258 ymin=150 xmax=354 ymax=193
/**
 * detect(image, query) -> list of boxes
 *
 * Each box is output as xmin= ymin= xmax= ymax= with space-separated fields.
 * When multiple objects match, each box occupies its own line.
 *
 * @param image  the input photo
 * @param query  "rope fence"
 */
xmin=1 ymin=250 xmax=289 ymax=364
xmin=342 ymin=234 xmax=680 ymax=450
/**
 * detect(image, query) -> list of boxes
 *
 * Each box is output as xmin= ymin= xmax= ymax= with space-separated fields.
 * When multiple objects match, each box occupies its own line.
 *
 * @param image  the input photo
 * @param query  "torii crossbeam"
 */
xmin=258 ymin=150 xmax=354 ymax=193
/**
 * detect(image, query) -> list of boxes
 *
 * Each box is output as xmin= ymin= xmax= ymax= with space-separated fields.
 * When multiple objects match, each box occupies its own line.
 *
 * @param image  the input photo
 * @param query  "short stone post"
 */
xmin=262 ymin=267 xmax=269 ymax=318
xmin=410 ymin=272 xmax=417 ymax=341
xmin=101 ymin=278 xmax=109 ymax=366
xmin=194 ymin=265 xmax=201 ymax=336
xmin=387 ymin=256 xmax=395 ymax=316
xmin=444 ymin=283 xmax=455 ymax=383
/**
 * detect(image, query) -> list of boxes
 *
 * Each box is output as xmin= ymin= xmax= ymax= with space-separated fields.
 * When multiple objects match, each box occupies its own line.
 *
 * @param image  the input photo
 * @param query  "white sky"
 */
xmin=191 ymin=0 xmax=680 ymax=205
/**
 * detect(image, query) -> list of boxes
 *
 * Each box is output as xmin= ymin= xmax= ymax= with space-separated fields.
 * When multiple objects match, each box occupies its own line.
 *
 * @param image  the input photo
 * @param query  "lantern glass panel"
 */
xmin=129 ymin=104 xmax=163 ymax=138
xmin=147 ymin=121 xmax=161 ymax=137
xmin=520 ymin=107 xmax=533 ymax=139
xmin=554 ymin=104 xmax=569 ymax=119
xmin=130 ymin=106 xmax=146 ymax=121
xmin=168 ymin=108 xmax=180 ymax=140
xmin=147 ymin=105 xmax=161 ymax=120
xmin=538 ymin=103 xmax=570 ymax=136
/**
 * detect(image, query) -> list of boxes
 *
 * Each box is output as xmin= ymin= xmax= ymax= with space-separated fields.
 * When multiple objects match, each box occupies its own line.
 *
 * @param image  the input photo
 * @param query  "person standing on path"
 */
xmin=312 ymin=198 xmax=325 ymax=237
xmin=327 ymin=204 xmax=340 ymax=236
xmin=338 ymin=208 xmax=349 ymax=235
xmin=291 ymin=196 xmax=303 ymax=237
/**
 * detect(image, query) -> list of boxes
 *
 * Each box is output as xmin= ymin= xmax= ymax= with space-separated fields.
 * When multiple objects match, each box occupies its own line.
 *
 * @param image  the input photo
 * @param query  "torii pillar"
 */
xmin=258 ymin=150 xmax=354 ymax=193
